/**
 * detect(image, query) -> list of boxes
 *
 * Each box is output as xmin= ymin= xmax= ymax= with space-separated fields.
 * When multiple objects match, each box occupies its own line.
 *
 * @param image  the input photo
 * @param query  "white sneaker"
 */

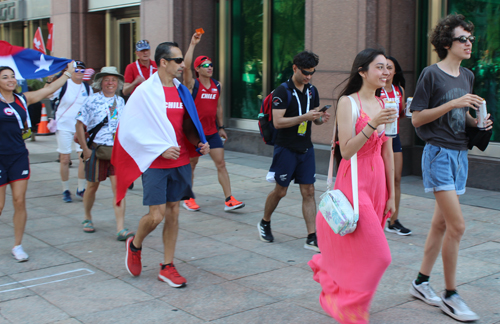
xmin=440 ymin=292 xmax=480 ymax=322
xmin=12 ymin=245 xmax=29 ymax=262
xmin=409 ymin=280 xmax=442 ymax=306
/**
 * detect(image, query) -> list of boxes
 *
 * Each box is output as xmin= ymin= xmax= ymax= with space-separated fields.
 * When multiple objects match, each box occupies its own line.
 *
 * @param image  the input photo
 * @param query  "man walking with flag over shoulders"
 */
xmin=112 ymin=42 xmax=209 ymax=288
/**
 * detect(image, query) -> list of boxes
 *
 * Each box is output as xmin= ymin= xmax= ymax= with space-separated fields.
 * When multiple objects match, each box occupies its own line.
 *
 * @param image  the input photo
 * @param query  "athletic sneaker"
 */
xmin=62 ymin=190 xmax=72 ymax=203
xmin=125 ymin=236 xmax=142 ymax=277
xmin=258 ymin=220 xmax=274 ymax=243
xmin=409 ymin=280 xmax=442 ymax=306
xmin=224 ymin=196 xmax=245 ymax=211
xmin=304 ymin=233 xmax=320 ymax=252
xmin=385 ymin=219 xmax=412 ymax=235
xmin=158 ymin=263 xmax=187 ymax=288
xmin=12 ymin=245 xmax=29 ymax=262
xmin=76 ymin=188 xmax=85 ymax=198
xmin=183 ymin=198 xmax=200 ymax=211
xmin=440 ymin=291 xmax=479 ymax=322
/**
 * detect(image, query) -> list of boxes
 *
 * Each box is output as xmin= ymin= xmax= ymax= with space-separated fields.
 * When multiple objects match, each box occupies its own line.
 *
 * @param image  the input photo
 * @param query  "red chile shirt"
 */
xmin=378 ymin=85 xmax=404 ymax=132
xmin=0 ymin=95 xmax=28 ymax=155
xmin=193 ymin=78 xmax=219 ymax=135
xmin=150 ymin=87 xmax=190 ymax=169
xmin=123 ymin=60 xmax=158 ymax=95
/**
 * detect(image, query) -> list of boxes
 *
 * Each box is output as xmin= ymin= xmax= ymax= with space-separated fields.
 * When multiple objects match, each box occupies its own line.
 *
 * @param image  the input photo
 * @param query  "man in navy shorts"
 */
xmin=409 ymin=14 xmax=492 ymax=322
xmin=123 ymin=42 xmax=209 ymax=288
xmin=257 ymin=51 xmax=330 ymax=252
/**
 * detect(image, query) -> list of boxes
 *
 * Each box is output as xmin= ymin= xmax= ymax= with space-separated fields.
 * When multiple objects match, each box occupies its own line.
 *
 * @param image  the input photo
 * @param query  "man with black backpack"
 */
xmin=258 ymin=51 xmax=330 ymax=252
xmin=49 ymin=60 xmax=92 ymax=203
xmin=181 ymin=31 xmax=245 ymax=212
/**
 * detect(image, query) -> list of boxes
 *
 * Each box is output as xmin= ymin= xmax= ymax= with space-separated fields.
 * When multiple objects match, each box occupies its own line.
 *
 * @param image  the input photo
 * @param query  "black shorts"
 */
xmin=392 ymin=134 xmax=402 ymax=153
xmin=0 ymin=150 xmax=30 ymax=187
xmin=268 ymin=145 xmax=316 ymax=187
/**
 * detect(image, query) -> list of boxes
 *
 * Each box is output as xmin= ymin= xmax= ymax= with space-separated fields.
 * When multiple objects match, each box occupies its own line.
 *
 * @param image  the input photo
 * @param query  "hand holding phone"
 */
xmin=319 ymin=105 xmax=331 ymax=113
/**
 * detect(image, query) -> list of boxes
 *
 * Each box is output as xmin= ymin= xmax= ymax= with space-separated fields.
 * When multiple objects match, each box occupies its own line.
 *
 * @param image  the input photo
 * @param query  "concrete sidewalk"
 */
xmin=0 ymin=135 xmax=499 ymax=323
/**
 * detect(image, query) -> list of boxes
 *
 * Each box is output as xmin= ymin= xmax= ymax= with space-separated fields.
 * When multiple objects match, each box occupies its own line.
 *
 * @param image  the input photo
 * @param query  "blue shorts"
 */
xmin=422 ymin=143 xmax=468 ymax=195
xmin=206 ymin=132 xmax=224 ymax=149
xmin=142 ymin=164 xmax=194 ymax=205
xmin=392 ymin=134 xmax=402 ymax=153
xmin=269 ymin=145 xmax=316 ymax=187
xmin=0 ymin=150 xmax=30 ymax=187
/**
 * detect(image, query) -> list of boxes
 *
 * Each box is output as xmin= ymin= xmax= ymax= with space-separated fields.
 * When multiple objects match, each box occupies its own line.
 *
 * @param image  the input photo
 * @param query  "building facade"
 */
xmin=1 ymin=0 xmax=499 ymax=189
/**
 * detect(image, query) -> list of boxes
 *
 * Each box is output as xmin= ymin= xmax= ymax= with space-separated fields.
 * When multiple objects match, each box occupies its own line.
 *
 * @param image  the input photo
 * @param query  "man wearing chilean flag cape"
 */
xmin=112 ymin=42 xmax=209 ymax=288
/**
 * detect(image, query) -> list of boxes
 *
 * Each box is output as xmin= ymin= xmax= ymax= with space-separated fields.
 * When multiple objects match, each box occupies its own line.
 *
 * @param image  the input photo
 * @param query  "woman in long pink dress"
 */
xmin=309 ymin=49 xmax=396 ymax=323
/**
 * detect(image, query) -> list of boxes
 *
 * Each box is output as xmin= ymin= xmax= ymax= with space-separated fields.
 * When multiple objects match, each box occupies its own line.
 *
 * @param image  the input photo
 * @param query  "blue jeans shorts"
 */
xmin=422 ymin=143 xmax=468 ymax=195
xmin=142 ymin=164 xmax=194 ymax=205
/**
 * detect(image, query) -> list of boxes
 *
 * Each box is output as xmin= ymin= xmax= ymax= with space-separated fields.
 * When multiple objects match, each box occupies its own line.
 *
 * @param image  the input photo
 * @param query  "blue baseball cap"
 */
xmin=136 ymin=40 xmax=150 ymax=52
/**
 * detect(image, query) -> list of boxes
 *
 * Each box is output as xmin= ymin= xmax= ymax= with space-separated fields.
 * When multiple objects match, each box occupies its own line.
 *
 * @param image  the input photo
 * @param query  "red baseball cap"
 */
xmin=194 ymin=56 xmax=212 ymax=68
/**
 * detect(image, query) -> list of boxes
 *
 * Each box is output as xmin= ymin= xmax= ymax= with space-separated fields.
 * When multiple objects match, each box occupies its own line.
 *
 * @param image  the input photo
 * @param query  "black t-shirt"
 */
xmin=0 ymin=94 xmax=28 ymax=155
xmin=272 ymin=79 xmax=319 ymax=151
xmin=412 ymin=64 xmax=474 ymax=150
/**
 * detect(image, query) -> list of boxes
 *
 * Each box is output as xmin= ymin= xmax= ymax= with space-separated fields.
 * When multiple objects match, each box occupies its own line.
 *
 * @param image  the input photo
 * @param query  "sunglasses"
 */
xmin=300 ymin=68 xmax=315 ymax=76
xmin=164 ymin=57 xmax=184 ymax=64
xmin=452 ymin=35 xmax=475 ymax=44
xmin=75 ymin=69 xmax=86 ymax=73
xmin=199 ymin=63 xmax=213 ymax=68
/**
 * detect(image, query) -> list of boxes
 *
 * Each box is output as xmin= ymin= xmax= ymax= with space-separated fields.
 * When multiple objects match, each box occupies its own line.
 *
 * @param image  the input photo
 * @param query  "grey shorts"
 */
xmin=142 ymin=164 xmax=194 ymax=206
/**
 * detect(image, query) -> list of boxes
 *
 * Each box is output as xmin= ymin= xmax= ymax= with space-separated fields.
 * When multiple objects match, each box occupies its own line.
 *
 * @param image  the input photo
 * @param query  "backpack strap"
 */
xmin=192 ymin=79 xmax=200 ymax=100
xmin=211 ymin=78 xmax=221 ymax=93
xmin=83 ymin=82 xmax=90 ymax=96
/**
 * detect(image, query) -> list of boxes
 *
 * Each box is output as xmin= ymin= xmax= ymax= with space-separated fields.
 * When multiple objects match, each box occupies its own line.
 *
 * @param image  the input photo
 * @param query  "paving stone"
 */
xmin=174 ymin=236 xmax=241 ymax=262
xmin=249 ymin=238 xmax=318 ymax=264
xmin=460 ymin=241 xmax=500 ymax=264
xmin=77 ymin=299 xmax=204 ymax=323
xmin=209 ymin=227 xmax=296 ymax=251
xmin=189 ymin=250 xmax=287 ymax=280
xmin=211 ymin=301 xmax=332 ymax=324
xmin=0 ymin=295 xmax=70 ymax=323
xmin=182 ymin=217 xmax=255 ymax=237
xmin=234 ymin=266 xmax=319 ymax=299
xmin=39 ymin=278 xmax=153 ymax=317
xmin=0 ymin=275 xmax=36 ymax=302
xmin=160 ymin=281 xmax=277 ymax=321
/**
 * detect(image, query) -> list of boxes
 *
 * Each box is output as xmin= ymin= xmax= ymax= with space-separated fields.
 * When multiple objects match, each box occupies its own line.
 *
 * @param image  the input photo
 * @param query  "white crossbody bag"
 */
xmin=318 ymin=96 xmax=359 ymax=236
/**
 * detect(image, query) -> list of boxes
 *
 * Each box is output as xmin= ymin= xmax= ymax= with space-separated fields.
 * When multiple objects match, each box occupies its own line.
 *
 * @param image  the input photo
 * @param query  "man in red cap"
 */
xmin=182 ymin=31 xmax=244 ymax=212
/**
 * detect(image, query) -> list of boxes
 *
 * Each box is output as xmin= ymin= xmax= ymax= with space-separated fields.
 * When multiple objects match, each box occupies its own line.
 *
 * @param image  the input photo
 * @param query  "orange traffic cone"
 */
xmin=36 ymin=104 xmax=54 ymax=135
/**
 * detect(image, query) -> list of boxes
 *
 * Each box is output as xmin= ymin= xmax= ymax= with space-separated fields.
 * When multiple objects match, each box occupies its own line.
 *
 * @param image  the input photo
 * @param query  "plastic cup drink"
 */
xmin=478 ymin=99 xmax=487 ymax=129
xmin=405 ymin=97 xmax=413 ymax=117
xmin=384 ymin=99 xmax=398 ymax=137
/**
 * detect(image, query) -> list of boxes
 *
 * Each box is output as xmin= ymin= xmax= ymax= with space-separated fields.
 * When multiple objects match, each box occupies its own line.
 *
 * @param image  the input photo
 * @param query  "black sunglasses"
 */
xmin=300 ymin=68 xmax=315 ymax=76
xmin=163 ymin=57 xmax=184 ymax=64
xmin=452 ymin=36 xmax=475 ymax=44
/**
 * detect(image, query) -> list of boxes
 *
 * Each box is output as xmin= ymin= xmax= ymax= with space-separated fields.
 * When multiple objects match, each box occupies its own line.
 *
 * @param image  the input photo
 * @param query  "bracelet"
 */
xmin=64 ymin=71 xmax=72 ymax=78
xmin=318 ymin=116 xmax=323 ymax=123
xmin=361 ymin=130 xmax=369 ymax=139
xmin=367 ymin=122 xmax=376 ymax=130
xmin=219 ymin=125 xmax=225 ymax=129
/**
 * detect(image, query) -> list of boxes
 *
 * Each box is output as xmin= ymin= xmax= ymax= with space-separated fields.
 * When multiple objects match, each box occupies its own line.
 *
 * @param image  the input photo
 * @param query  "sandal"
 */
xmin=82 ymin=220 xmax=95 ymax=233
xmin=117 ymin=229 xmax=135 ymax=241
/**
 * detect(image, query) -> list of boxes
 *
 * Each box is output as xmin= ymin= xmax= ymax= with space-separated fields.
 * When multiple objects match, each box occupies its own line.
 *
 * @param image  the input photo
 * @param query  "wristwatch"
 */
xmin=219 ymin=126 xmax=225 ymax=129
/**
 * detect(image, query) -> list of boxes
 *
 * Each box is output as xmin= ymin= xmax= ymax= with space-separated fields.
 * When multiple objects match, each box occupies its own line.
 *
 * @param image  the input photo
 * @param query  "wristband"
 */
xmin=361 ymin=130 xmax=369 ymax=139
xmin=64 ymin=71 xmax=72 ymax=78
xmin=219 ymin=125 xmax=225 ymax=129
xmin=367 ymin=122 xmax=376 ymax=130
xmin=319 ymin=116 xmax=323 ymax=123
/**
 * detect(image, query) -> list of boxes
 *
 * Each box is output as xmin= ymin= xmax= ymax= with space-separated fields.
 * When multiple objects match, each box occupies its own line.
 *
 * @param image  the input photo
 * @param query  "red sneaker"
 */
xmin=182 ymin=198 xmax=200 ymax=211
xmin=158 ymin=263 xmax=187 ymax=288
xmin=224 ymin=196 xmax=245 ymax=211
xmin=125 ymin=236 xmax=142 ymax=277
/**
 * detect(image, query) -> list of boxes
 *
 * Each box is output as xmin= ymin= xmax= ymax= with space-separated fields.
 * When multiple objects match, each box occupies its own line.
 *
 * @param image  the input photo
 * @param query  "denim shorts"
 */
xmin=422 ymin=143 xmax=468 ymax=195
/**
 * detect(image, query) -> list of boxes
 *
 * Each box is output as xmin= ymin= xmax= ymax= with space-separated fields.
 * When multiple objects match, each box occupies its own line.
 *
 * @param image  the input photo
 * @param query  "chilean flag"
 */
xmin=112 ymin=74 xmax=206 ymax=205
xmin=0 ymin=41 xmax=71 ymax=80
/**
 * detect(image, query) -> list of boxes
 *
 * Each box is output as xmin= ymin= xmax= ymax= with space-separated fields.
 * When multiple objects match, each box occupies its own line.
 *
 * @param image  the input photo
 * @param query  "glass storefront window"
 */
xmin=448 ymin=0 xmax=500 ymax=142
xmin=231 ymin=0 xmax=263 ymax=119
xmin=271 ymin=0 xmax=305 ymax=88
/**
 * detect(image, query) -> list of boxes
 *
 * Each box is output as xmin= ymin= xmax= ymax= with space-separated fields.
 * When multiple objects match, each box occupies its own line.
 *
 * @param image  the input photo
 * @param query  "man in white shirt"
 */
xmin=50 ymin=61 xmax=93 ymax=202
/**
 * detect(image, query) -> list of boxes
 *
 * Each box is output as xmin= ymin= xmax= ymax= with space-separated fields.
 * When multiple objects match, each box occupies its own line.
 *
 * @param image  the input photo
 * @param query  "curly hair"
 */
xmin=293 ymin=51 xmax=319 ymax=69
xmin=92 ymin=76 xmax=124 ymax=95
xmin=430 ymin=14 xmax=474 ymax=60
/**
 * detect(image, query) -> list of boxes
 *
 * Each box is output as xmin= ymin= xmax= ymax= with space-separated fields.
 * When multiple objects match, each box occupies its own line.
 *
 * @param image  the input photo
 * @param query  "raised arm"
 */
xmin=183 ymin=32 xmax=202 ymax=92
xmin=24 ymin=62 xmax=75 ymax=105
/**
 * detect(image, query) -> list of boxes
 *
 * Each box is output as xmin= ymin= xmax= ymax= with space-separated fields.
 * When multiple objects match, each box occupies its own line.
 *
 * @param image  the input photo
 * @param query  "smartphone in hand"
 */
xmin=319 ymin=105 xmax=331 ymax=112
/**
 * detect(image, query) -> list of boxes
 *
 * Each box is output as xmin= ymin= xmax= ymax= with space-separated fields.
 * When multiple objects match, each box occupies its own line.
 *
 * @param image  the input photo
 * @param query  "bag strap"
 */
xmin=57 ymin=83 xmax=83 ymax=120
xmin=326 ymin=96 xmax=359 ymax=215
xmin=86 ymin=115 xmax=108 ymax=148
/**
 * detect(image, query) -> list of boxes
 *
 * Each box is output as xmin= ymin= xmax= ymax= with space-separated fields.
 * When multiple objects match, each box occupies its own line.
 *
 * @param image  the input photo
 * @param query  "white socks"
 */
xmin=62 ymin=181 xmax=70 ymax=192
xmin=78 ymin=178 xmax=87 ymax=191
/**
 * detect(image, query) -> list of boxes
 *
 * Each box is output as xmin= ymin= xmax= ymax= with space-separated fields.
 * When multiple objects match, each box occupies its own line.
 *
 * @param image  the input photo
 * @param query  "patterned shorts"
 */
xmin=85 ymin=148 xmax=115 ymax=182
